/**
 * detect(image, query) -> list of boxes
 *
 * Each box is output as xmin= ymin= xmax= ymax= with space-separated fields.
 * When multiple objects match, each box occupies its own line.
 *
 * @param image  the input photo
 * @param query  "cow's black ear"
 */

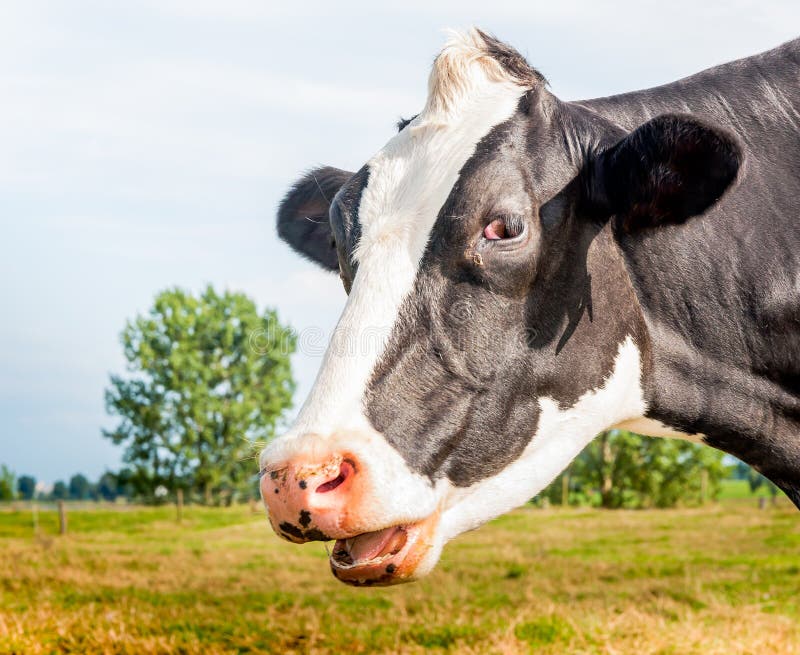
xmin=586 ymin=114 xmax=742 ymax=231
xmin=277 ymin=166 xmax=354 ymax=270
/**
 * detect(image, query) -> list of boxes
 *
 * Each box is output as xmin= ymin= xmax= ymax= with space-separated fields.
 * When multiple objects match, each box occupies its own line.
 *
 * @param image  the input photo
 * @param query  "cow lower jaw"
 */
xmin=329 ymin=512 xmax=441 ymax=586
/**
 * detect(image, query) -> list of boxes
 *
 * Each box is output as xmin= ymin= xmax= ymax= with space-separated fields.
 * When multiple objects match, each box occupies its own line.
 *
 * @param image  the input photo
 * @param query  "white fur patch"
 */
xmin=439 ymin=336 xmax=648 ymax=541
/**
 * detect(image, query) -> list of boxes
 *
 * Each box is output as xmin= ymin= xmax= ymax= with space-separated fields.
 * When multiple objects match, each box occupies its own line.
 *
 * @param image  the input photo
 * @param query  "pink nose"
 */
xmin=261 ymin=454 xmax=358 ymax=543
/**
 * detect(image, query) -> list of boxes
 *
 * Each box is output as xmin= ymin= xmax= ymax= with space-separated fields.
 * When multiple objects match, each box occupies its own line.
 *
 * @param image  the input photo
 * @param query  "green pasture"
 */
xmin=0 ymin=500 xmax=797 ymax=654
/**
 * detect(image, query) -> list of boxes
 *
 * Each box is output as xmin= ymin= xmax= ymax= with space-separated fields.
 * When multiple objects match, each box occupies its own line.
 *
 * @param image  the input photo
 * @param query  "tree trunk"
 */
xmin=599 ymin=432 xmax=615 ymax=508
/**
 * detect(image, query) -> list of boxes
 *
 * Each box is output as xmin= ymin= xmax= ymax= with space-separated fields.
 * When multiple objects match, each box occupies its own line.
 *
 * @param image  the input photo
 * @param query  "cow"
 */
xmin=261 ymin=29 xmax=800 ymax=586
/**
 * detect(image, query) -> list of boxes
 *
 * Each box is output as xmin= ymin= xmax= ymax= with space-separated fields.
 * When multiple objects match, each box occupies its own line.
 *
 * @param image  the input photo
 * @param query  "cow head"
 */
xmin=261 ymin=29 xmax=741 ymax=585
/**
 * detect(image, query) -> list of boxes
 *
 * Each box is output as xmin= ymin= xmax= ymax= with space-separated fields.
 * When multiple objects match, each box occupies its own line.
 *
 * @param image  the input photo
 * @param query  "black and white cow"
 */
xmin=262 ymin=30 xmax=800 ymax=586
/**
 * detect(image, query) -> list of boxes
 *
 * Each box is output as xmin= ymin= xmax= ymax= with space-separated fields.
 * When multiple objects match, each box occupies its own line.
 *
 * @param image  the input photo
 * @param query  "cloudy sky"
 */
xmin=1 ymin=1 xmax=797 ymax=483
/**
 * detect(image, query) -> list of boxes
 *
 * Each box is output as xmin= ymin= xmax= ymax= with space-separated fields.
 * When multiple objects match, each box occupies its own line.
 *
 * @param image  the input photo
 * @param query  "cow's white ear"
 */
xmin=277 ymin=167 xmax=354 ymax=271
xmin=586 ymin=114 xmax=742 ymax=231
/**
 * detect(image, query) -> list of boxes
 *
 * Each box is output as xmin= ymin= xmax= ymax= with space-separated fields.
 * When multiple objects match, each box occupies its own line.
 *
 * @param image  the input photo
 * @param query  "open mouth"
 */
xmin=328 ymin=517 xmax=437 ymax=586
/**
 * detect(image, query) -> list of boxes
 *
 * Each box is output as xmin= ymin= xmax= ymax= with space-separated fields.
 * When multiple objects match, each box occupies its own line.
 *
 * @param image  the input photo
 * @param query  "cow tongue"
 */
xmin=340 ymin=526 xmax=406 ymax=564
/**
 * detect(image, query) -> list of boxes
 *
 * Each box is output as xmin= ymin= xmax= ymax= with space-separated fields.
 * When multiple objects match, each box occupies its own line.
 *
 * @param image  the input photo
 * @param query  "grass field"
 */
xmin=718 ymin=478 xmax=784 ymax=500
xmin=1 ymin=499 xmax=798 ymax=654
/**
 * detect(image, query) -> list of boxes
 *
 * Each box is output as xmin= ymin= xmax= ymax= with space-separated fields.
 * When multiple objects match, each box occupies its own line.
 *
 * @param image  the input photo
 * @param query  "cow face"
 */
xmin=262 ymin=29 xmax=741 ymax=585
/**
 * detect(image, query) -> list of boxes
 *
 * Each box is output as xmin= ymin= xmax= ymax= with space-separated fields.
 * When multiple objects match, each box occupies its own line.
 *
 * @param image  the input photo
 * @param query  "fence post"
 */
xmin=561 ymin=474 xmax=570 ymax=507
xmin=32 ymin=501 xmax=39 ymax=536
xmin=58 ymin=500 xmax=67 ymax=535
xmin=176 ymin=488 xmax=184 ymax=523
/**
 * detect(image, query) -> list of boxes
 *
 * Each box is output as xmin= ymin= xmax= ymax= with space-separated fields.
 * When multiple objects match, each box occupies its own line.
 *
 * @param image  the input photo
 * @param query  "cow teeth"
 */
xmin=333 ymin=552 xmax=392 ymax=570
xmin=346 ymin=538 xmax=354 ymax=552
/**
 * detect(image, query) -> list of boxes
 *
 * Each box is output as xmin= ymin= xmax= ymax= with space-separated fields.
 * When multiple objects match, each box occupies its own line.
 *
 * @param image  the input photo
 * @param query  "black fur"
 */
xmin=277 ymin=166 xmax=352 ymax=271
xmin=476 ymin=28 xmax=547 ymax=87
xmin=587 ymin=114 xmax=742 ymax=231
xmin=581 ymin=39 xmax=800 ymax=506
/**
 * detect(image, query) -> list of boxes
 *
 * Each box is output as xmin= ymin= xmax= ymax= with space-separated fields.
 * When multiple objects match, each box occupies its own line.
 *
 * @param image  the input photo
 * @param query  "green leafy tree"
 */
xmin=0 ymin=465 xmax=16 ymax=500
xmin=742 ymin=463 xmax=781 ymax=503
xmin=732 ymin=460 xmax=751 ymax=480
xmin=104 ymin=286 xmax=295 ymax=503
xmin=540 ymin=430 xmax=727 ymax=508
xmin=51 ymin=480 xmax=68 ymax=500
xmin=17 ymin=475 xmax=36 ymax=500
xmin=115 ymin=468 xmax=136 ymax=501
xmin=68 ymin=473 xmax=91 ymax=500
xmin=97 ymin=472 xmax=119 ymax=501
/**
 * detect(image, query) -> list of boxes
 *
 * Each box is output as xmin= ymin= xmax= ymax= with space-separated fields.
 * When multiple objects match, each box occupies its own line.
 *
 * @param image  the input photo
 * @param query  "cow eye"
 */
xmin=483 ymin=214 xmax=526 ymax=241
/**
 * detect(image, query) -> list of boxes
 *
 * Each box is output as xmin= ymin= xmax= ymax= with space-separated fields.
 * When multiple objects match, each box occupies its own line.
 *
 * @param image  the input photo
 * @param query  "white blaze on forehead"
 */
xmin=287 ymin=30 xmax=528 ymax=438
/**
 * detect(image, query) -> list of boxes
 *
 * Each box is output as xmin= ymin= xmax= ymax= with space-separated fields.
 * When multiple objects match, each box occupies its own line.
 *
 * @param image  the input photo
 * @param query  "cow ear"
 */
xmin=586 ymin=114 xmax=742 ymax=231
xmin=277 ymin=166 xmax=354 ymax=271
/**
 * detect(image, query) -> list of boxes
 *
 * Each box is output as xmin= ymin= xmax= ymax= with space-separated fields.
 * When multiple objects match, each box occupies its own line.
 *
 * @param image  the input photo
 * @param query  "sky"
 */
xmin=1 ymin=1 xmax=798 ymax=484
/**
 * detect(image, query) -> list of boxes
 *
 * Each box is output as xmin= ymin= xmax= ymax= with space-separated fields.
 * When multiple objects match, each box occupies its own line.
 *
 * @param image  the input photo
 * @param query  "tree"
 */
xmin=97 ymin=471 xmax=119 ymax=501
xmin=69 ymin=473 xmax=91 ymax=500
xmin=743 ymin=464 xmax=781 ymax=504
xmin=0 ymin=465 xmax=16 ymax=501
xmin=17 ymin=475 xmax=36 ymax=500
xmin=539 ymin=430 xmax=727 ymax=508
xmin=52 ymin=480 xmax=68 ymax=500
xmin=104 ymin=286 xmax=295 ymax=503
xmin=115 ymin=468 xmax=136 ymax=501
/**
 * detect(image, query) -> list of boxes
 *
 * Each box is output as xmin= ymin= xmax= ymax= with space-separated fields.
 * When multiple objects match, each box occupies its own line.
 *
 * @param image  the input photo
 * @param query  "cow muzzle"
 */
xmin=260 ymin=441 xmax=441 ymax=586
xmin=261 ymin=452 xmax=360 ymax=543
xmin=328 ymin=512 xmax=440 ymax=586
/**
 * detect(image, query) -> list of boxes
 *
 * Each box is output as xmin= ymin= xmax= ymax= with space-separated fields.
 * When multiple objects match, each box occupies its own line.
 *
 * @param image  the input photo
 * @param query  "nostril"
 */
xmin=316 ymin=473 xmax=345 ymax=494
xmin=315 ymin=459 xmax=354 ymax=494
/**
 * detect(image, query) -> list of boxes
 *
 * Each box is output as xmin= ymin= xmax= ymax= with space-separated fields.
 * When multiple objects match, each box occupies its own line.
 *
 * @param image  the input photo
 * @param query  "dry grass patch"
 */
xmin=0 ymin=502 xmax=797 ymax=654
